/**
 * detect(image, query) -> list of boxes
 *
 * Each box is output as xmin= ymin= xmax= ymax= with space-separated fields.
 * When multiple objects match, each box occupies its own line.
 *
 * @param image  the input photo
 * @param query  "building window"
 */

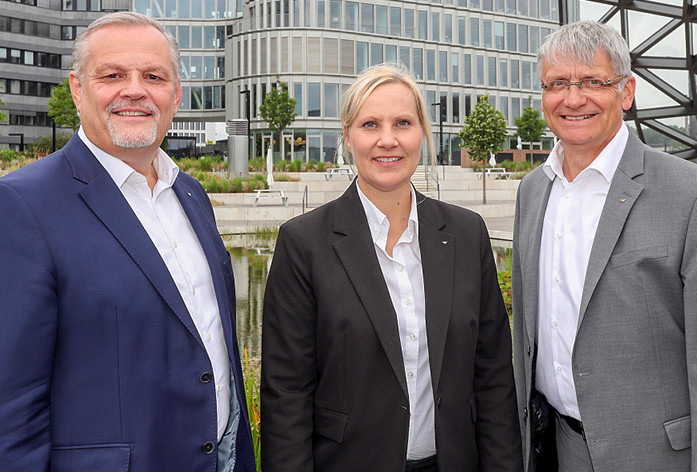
xmin=400 ymin=47 xmax=410 ymax=69
xmin=361 ymin=4 xmax=373 ymax=32
xmin=389 ymin=7 xmax=401 ymax=36
xmin=317 ymin=0 xmax=325 ymax=27
xmin=522 ymin=61 xmax=532 ymax=89
xmin=470 ymin=18 xmax=479 ymax=47
xmin=444 ymin=14 xmax=452 ymax=43
xmin=404 ymin=9 xmax=414 ymax=38
xmin=451 ymin=52 xmax=459 ymax=82
xmin=476 ymin=55 xmax=484 ymax=85
xmin=308 ymin=82 xmax=321 ymax=116
xmin=518 ymin=24 xmax=529 ymax=53
xmin=506 ymin=23 xmax=516 ymax=51
xmin=488 ymin=56 xmax=496 ymax=86
xmin=413 ymin=48 xmax=423 ymax=80
xmin=418 ymin=10 xmax=427 ymax=40
xmin=294 ymin=82 xmax=303 ymax=116
xmin=458 ymin=17 xmax=465 ymax=45
xmin=330 ymin=0 xmax=341 ymax=29
xmin=346 ymin=1 xmax=358 ymax=30
xmin=324 ymin=83 xmax=339 ymax=117
xmin=511 ymin=59 xmax=520 ymax=88
xmin=356 ymin=41 xmax=368 ymax=72
xmin=530 ymin=26 xmax=539 ymax=53
xmin=370 ymin=43 xmax=383 ymax=66
xmin=495 ymin=21 xmax=504 ymax=50
xmin=386 ymin=45 xmax=397 ymax=62
xmin=464 ymin=53 xmax=471 ymax=84
xmin=426 ymin=50 xmax=435 ymax=81
xmin=431 ymin=12 xmax=439 ymax=42
xmin=439 ymin=51 xmax=448 ymax=82
xmin=452 ymin=93 xmax=460 ymax=123
xmin=499 ymin=58 xmax=508 ymax=87
xmin=376 ymin=6 xmax=387 ymax=34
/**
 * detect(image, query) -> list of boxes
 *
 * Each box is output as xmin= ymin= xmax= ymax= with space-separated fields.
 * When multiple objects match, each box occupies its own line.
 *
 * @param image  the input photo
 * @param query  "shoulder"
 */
xmin=0 ymin=151 xmax=71 ymax=198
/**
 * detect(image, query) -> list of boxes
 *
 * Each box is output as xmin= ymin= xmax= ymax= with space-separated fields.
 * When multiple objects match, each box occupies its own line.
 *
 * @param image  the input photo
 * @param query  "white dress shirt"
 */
xmin=79 ymin=128 xmax=231 ymax=442
xmin=356 ymin=182 xmax=436 ymax=460
xmin=536 ymin=124 xmax=628 ymax=421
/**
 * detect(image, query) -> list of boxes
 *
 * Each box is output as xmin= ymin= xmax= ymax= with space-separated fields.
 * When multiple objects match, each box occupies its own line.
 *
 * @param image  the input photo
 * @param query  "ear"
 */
xmin=68 ymin=71 xmax=83 ymax=114
xmin=343 ymin=125 xmax=351 ymax=154
xmin=173 ymin=81 xmax=183 ymax=115
xmin=621 ymin=76 xmax=636 ymax=111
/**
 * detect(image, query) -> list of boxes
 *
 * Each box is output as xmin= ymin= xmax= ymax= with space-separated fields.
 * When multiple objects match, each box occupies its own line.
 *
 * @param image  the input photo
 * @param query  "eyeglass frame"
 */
xmin=540 ymin=76 xmax=627 ymax=93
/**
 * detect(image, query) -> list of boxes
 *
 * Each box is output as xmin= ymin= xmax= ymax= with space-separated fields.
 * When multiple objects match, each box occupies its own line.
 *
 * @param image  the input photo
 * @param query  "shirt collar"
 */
xmin=543 ymin=123 xmax=628 ymax=184
xmin=78 ymin=127 xmax=180 ymax=189
xmin=356 ymin=182 xmax=419 ymax=247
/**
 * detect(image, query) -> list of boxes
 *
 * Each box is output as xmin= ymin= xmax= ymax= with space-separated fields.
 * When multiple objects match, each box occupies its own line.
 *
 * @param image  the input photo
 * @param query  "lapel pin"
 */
xmin=442 ymin=240 xmax=448 ymax=245
xmin=187 ymin=192 xmax=192 ymax=197
xmin=620 ymin=198 xmax=626 ymax=203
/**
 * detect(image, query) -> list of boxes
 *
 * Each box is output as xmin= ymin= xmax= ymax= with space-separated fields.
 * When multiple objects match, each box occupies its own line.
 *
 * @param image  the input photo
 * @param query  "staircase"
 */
xmin=411 ymin=165 xmax=439 ymax=199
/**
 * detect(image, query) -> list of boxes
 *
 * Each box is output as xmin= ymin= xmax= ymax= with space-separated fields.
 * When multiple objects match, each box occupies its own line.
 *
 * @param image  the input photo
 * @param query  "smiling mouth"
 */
xmin=564 ymin=114 xmax=594 ymax=121
xmin=374 ymin=157 xmax=401 ymax=162
xmin=114 ymin=111 xmax=150 ymax=116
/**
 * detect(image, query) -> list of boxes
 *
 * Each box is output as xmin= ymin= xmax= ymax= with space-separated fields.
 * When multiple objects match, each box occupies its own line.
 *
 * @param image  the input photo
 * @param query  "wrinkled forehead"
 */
xmin=541 ymin=49 xmax=614 ymax=76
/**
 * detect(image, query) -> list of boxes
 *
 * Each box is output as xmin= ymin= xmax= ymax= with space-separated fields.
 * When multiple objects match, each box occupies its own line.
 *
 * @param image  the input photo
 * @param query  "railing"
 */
xmin=302 ymin=185 xmax=309 ymax=213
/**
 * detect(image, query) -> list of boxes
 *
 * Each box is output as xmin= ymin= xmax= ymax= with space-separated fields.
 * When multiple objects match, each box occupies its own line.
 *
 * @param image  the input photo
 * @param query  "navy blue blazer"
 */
xmin=0 ymin=134 xmax=255 ymax=471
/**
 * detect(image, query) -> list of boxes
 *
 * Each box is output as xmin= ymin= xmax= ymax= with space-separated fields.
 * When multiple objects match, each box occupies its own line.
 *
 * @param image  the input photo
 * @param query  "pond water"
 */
xmin=226 ymin=234 xmax=512 ymax=359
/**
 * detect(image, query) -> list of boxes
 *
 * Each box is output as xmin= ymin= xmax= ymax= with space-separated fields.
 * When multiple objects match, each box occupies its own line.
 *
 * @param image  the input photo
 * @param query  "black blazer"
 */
xmin=261 ymin=181 xmax=522 ymax=472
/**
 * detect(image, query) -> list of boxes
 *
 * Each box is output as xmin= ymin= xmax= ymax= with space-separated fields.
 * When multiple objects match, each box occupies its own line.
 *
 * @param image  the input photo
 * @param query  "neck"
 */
xmin=358 ymin=180 xmax=412 ymax=256
xmin=118 ymin=148 xmax=160 ymax=191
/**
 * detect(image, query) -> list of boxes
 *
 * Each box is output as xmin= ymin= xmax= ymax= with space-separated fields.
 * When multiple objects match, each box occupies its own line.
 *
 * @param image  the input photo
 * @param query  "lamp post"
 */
xmin=431 ymin=100 xmax=445 ymax=179
xmin=240 ymin=89 xmax=251 ymax=159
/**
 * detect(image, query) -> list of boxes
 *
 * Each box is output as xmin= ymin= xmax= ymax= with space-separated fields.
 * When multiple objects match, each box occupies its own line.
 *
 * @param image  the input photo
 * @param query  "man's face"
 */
xmin=541 ymin=51 xmax=635 ymax=158
xmin=69 ymin=24 xmax=182 ymax=160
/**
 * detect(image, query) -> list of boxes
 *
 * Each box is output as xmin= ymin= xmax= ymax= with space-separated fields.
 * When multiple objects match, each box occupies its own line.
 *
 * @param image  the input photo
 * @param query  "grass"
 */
xmin=243 ymin=348 xmax=261 ymax=472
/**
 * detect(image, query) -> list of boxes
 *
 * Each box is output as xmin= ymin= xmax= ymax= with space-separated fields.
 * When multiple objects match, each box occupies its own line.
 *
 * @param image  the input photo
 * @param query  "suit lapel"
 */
xmin=578 ymin=133 xmax=645 ymax=327
xmin=417 ymin=198 xmax=453 ymax=394
xmin=67 ymin=138 xmax=203 ymax=348
xmin=524 ymin=171 xmax=553 ymax=346
xmin=332 ymin=183 xmax=408 ymax=397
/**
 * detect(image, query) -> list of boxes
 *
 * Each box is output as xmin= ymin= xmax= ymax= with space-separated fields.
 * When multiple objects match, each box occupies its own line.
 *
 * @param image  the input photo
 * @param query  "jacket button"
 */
xmin=200 ymin=372 xmax=213 ymax=383
xmin=202 ymin=441 xmax=215 ymax=454
xmin=523 ymin=407 xmax=528 ymax=418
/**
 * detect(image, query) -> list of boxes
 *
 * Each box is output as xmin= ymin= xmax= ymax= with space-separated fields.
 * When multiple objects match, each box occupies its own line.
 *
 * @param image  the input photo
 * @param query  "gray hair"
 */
xmin=72 ymin=11 xmax=180 ymax=84
xmin=537 ymin=21 xmax=631 ymax=89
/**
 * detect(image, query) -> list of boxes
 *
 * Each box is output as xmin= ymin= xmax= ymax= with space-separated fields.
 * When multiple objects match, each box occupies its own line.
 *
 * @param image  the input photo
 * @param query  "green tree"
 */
xmin=514 ymin=96 xmax=546 ymax=164
xmin=259 ymin=76 xmax=297 ymax=159
xmin=459 ymin=94 xmax=508 ymax=204
xmin=0 ymin=88 xmax=8 ymax=126
xmin=48 ymin=77 xmax=80 ymax=131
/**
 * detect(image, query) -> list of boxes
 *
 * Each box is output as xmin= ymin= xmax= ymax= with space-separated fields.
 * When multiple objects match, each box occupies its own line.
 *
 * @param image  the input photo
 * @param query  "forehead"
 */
xmin=541 ymin=51 xmax=614 ymax=78
xmin=358 ymin=82 xmax=418 ymax=114
xmin=86 ymin=25 xmax=172 ymax=68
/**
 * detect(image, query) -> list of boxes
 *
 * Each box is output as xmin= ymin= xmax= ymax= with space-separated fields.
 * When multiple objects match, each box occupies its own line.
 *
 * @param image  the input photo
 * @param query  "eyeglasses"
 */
xmin=540 ymin=76 xmax=626 ymax=94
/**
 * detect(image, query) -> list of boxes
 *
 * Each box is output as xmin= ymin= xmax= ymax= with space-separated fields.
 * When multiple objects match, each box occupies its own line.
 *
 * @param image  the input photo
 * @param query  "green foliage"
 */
xmin=242 ymin=348 xmax=262 ymax=472
xmin=0 ymin=149 xmax=17 ymax=162
xmin=26 ymin=132 xmax=73 ymax=155
xmin=514 ymin=96 xmax=547 ymax=163
xmin=288 ymin=159 xmax=303 ymax=172
xmin=316 ymin=161 xmax=326 ymax=172
xmin=47 ymin=78 xmax=80 ymax=131
xmin=459 ymin=95 xmax=508 ymax=163
xmin=248 ymin=157 xmax=265 ymax=172
xmin=177 ymin=155 xmax=226 ymax=173
xmin=259 ymin=76 xmax=297 ymax=136
xmin=0 ymin=88 xmax=7 ymax=125
xmin=196 ymin=172 xmax=267 ymax=193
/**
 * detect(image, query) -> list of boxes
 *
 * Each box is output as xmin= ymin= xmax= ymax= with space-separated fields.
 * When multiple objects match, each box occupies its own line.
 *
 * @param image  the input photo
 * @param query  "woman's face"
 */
xmin=345 ymin=82 xmax=423 ymax=200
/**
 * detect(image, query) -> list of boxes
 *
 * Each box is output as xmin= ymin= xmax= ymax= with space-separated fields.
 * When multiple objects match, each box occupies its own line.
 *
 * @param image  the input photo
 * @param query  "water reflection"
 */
xmin=227 ymin=234 xmax=512 ymax=360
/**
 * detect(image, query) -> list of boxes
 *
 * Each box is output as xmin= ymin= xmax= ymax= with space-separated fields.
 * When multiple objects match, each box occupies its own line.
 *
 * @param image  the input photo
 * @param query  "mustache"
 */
xmin=106 ymin=100 xmax=159 ymax=116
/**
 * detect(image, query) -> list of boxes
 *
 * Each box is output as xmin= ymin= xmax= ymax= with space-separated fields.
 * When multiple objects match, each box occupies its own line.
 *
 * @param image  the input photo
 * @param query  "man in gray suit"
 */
xmin=513 ymin=21 xmax=697 ymax=471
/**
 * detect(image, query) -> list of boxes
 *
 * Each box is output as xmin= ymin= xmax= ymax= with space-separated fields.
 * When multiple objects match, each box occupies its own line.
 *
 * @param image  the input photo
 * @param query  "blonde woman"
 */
xmin=261 ymin=63 xmax=522 ymax=472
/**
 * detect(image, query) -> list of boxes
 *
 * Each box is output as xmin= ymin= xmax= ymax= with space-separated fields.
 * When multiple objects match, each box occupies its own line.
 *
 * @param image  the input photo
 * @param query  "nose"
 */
xmin=564 ymin=83 xmax=586 ymax=107
xmin=378 ymin=127 xmax=398 ymax=149
xmin=119 ymin=75 xmax=147 ymax=100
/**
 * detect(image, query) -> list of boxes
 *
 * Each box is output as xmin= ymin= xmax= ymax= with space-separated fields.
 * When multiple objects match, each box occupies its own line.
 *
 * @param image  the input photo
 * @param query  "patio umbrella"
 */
xmin=266 ymin=143 xmax=274 ymax=187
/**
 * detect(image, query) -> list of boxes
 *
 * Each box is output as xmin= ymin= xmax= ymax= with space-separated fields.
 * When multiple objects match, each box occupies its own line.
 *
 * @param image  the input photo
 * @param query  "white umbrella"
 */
xmin=266 ymin=144 xmax=274 ymax=187
xmin=489 ymin=152 xmax=497 ymax=167
xmin=516 ymin=136 xmax=523 ymax=150
xmin=336 ymin=140 xmax=345 ymax=167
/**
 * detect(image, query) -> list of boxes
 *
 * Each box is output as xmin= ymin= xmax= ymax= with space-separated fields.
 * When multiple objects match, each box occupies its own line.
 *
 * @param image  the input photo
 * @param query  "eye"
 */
xmin=360 ymin=121 xmax=377 ymax=129
xmin=551 ymin=80 xmax=566 ymax=88
xmin=104 ymin=73 xmax=121 ymax=79
xmin=586 ymin=78 xmax=603 ymax=86
xmin=397 ymin=119 xmax=411 ymax=126
xmin=146 ymin=74 xmax=162 ymax=81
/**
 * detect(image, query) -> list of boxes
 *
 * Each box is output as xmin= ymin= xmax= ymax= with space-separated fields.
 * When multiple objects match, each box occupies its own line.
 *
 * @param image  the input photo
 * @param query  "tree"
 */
xmin=48 ymin=77 xmax=80 ymax=131
xmin=459 ymin=94 xmax=508 ymax=204
xmin=259 ymin=76 xmax=297 ymax=160
xmin=0 ymin=88 xmax=8 ymax=127
xmin=514 ymin=96 xmax=546 ymax=164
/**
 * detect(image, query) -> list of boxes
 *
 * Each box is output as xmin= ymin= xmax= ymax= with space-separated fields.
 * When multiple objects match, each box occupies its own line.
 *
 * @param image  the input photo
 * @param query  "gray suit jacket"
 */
xmin=513 ymin=130 xmax=697 ymax=471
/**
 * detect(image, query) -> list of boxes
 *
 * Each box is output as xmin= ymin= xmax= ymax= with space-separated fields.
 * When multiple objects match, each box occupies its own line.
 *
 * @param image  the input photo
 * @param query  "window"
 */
xmin=413 ymin=48 xmax=423 ymax=80
xmin=426 ymin=50 xmax=435 ymax=81
xmin=386 ymin=45 xmax=397 ymax=62
xmin=511 ymin=59 xmax=520 ymax=88
xmin=444 ymin=14 xmax=452 ymax=43
xmin=400 ymin=47 xmax=410 ymax=69
xmin=530 ymin=26 xmax=539 ymax=53
xmin=404 ymin=9 xmax=414 ymax=38
xmin=192 ymin=26 xmax=202 ymax=48
xmin=512 ymin=97 xmax=520 ymax=122
xmin=439 ymin=51 xmax=448 ymax=82
xmin=431 ymin=12 xmax=439 ymax=42
xmin=370 ymin=43 xmax=383 ymax=66
xmin=499 ymin=59 xmax=508 ymax=87
xmin=483 ymin=20 xmax=492 ymax=48
xmin=418 ymin=10 xmax=427 ymax=40
xmin=317 ymin=0 xmax=325 ymax=27
xmin=376 ymin=6 xmax=387 ymax=34
xmin=488 ymin=57 xmax=496 ymax=86
xmin=308 ymin=83 xmax=321 ymax=116
xmin=522 ymin=61 xmax=531 ymax=89
xmin=390 ymin=7 xmax=401 ymax=36
xmin=464 ymin=53 xmax=471 ymax=84
xmin=476 ymin=55 xmax=484 ymax=85
xmin=458 ymin=17 xmax=465 ymax=45
xmin=452 ymin=93 xmax=460 ymax=123
xmin=470 ymin=18 xmax=479 ymax=47
xmin=346 ymin=2 xmax=358 ymax=30
xmin=330 ymin=0 xmax=341 ymax=28
xmin=500 ymin=96 xmax=508 ymax=123
xmin=361 ymin=4 xmax=373 ymax=32
xmin=204 ymin=56 xmax=215 ymax=79
xmin=518 ymin=25 xmax=528 ymax=53
xmin=325 ymin=83 xmax=339 ymax=117
xmin=506 ymin=23 xmax=516 ymax=51
xmin=356 ymin=41 xmax=368 ymax=72
xmin=495 ymin=21 xmax=504 ymax=50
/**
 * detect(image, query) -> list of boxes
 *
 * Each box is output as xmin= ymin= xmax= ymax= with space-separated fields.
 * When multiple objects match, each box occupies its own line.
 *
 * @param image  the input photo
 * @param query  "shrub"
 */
xmin=0 ymin=149 xmax=17 ymax=163
xmin=248 ymin=157 xmax=265 ymax=172
xmin=289 ymin=159 xmax=303 ymax=172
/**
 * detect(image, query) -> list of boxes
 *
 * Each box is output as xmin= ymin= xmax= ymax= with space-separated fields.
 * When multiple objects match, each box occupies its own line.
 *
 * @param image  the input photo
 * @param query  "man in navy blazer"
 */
xmin=0 ymin=12 xmax=254 ymax=471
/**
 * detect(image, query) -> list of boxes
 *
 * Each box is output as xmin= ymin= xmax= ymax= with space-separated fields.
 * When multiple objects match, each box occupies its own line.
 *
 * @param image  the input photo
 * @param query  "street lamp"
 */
xmin=239 ymin=89 xmax=251 ymax=159
xmin=431 ymin=100 xmax=445 ymax=179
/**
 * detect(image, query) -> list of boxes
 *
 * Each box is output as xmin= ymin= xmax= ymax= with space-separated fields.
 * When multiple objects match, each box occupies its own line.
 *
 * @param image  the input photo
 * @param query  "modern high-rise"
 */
xmin=226 ymin=0 xmax=560 ymax=164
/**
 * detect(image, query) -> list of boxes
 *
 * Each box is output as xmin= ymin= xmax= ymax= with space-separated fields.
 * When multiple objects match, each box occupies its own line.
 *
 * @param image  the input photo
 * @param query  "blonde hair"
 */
xmin=340 ymin=62 xmax=435 ymax=166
